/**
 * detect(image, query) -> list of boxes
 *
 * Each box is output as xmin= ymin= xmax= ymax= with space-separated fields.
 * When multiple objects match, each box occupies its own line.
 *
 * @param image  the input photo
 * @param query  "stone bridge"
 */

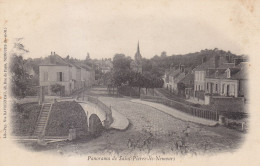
xmin=76 ymin=96 xmax=113 ymax=136
xmin=57 ymin=95 xmax=128 ymax=137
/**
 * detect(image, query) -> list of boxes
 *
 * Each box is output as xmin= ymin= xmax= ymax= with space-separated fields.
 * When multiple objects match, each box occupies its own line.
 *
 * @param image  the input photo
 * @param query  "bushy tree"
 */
xmin=10 ymin=38 xmax=30 ymax=98
xmin=113 ymin=54 xmax=131 ymax=71
xmin=50 ymin=84 xmax=63 ymax=96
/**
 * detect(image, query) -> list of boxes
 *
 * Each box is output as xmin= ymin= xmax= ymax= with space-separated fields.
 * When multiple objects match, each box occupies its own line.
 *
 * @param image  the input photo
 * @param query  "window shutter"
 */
xmin=41 ymin=72 xmax=43 ymax=82
xmin=62 ymin=72 xmax=65 ymax=81
xmin=57 ymin=72 xmax=59 ymax=81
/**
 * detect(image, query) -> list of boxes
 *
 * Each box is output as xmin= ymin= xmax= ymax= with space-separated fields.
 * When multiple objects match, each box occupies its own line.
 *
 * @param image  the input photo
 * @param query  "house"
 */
xmin=166 ymin=65 xmax=186 ymax=94
xmin=193 ymin=55 xmax=233 ymax=100
xmin=39 ymin=52 xmax=95 ymax=96
xmin=162 ymin=69 xmax=170 ymax=89
xmin=220 ymin=62 xmax=247 ymax=98
xmin=178 ymin=72 xmax=194 ymax=98
xmin=203 ymin=62 xmax=248 ymax=112
xmin=77 ymin=63 xmax=95 ymax=87
xmin=205 ymin=61 xmax=247 ymax=98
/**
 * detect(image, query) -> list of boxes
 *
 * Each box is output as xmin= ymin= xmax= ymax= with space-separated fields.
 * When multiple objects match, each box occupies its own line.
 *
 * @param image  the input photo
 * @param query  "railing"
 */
xmin=140 ymin=94 xmax=218 ymax=121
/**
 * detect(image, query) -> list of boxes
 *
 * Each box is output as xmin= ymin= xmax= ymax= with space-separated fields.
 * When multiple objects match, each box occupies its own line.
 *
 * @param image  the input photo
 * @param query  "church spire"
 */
xmin=135 ymin=41 xmax=142 ymax=64
xmin=137 ymin=41 xmax=140 ymax=54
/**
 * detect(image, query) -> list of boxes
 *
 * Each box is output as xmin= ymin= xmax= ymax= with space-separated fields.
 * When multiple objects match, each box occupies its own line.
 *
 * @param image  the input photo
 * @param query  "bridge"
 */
xmin=77 ymin=95 xmax=114 ymax=136
xmin=33 ymin=95 xmax=128 ymax=141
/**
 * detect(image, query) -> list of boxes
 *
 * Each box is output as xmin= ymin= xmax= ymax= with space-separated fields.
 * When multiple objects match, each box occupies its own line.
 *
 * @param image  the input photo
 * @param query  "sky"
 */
xmin=1 ymin=0 xmax=260 ymax=60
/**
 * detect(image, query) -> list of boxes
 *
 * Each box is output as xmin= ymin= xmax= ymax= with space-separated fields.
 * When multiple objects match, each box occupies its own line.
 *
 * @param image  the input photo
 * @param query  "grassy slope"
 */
xmin=11 ymin=102 xmax=41 ymax=136
xmin=45 ymin=101 xmax=88 ymax=136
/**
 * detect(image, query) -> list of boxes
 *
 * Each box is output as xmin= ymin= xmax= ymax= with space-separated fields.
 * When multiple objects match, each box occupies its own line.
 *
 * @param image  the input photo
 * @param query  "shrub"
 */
xmin=50 ymin=83 xmax=63 ymax=96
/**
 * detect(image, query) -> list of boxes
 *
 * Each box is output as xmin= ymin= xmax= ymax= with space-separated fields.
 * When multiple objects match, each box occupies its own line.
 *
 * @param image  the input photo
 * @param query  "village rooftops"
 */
xmin=40 ymin=52 xmax=94 ymax=71
xmin=231 ymin=62 xmax=248 ymax=80
xmin=205 ymin=68 xmax=228 ymax=79
xmin=205 ymin=66 xmax=245 ymax=80
xmin=179 ymin=73 xmax=194 ymax=87
xmin=193 ymin=57 xmax=216 ymax=71
xmin=77 ymin=63 xmax=94 ymax=71
xmin=217 ymin=63 xmax=235 ymax=69
xmin=39 ymin=53 xmax=72 ymax=67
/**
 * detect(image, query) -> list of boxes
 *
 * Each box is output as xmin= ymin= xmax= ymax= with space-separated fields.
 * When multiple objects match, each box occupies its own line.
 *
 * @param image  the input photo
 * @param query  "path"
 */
xmin=131 ymin=99 xmax=217 ymax=126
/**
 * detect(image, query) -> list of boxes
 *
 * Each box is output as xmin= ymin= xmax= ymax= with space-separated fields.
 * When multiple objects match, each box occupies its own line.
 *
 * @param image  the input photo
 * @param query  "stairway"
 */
xmin=34 ymin=103 xmax=52 ymax=136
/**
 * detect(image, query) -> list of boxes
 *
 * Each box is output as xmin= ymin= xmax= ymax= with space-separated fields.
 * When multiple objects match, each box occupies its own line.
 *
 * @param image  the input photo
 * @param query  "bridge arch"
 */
xmin=78 ymin=102 xmax=108 ymax=136
xmin=88 ymin=114 xmax=104 ymax=136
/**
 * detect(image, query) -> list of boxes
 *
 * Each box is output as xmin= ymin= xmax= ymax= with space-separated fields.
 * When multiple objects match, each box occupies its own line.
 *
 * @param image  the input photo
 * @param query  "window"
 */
xmin=57 ymin=72 xmax=64 ymax=81
xmin=195 ymin=72 xmax=198 ymax=81
xmin=43 ymin=72 xmax=48 ymax=81
xmin=215 ymin=84 xmax=218 ymax=92
xmin=227 ymin=69 xmax=231 ymax=78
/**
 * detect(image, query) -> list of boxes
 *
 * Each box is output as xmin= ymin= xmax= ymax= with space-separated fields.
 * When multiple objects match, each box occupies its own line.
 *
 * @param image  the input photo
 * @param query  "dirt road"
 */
xmin=49 ymin=90 xmax=244 ymax=156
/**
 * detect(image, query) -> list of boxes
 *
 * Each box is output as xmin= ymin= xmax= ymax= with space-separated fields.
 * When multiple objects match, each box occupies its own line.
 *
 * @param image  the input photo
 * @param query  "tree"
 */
xmin=111 ymin=54 xmax=132 ymax=88
xmin=10 ymin=38 xmax=30 ymax=98
xmin=113 ymin=54 xmax=131 ymax=71
xmin=50 ymin=84 xmax=63 ymax=96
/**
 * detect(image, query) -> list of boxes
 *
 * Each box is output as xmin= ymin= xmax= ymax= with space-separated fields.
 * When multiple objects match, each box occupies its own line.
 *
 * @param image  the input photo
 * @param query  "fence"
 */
xmin=140 ymin=94 xmax=218 ymax=121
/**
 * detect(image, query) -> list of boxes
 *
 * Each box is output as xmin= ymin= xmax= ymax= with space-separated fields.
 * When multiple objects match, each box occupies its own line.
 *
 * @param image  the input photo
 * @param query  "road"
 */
xmin=47 ymin=87 xmax=244 ymax=156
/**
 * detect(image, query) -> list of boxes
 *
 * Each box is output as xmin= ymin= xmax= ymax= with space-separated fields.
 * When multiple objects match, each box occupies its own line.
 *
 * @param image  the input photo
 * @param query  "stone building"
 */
xmin=193 ymin=55 xmax=233 ymax=99
xmin=39 ymin=52 xmax=95 ymax=96
xmin=205 ymin=62 xmax=248 ymax=99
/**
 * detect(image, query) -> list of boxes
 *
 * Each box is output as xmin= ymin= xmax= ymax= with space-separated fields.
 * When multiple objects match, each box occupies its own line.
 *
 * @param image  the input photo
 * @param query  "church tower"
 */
xmin=131 ymin=41 xmax=143 ymax=73
xmin=135 ymin=41 xmax=142 ymax=65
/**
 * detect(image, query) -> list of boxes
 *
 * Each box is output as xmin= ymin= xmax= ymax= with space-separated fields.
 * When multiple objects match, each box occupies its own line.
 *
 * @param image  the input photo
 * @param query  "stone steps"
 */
xmin=34 ymin=103 xmax=52 ymax=136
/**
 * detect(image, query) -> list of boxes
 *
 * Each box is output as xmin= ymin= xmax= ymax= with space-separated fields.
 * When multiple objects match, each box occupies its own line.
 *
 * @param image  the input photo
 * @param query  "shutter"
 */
xmin=57 ymin=72 xmax=59 ymax=81
xmin=62 ymin=72 xmax=65 ymax=81
xmin=46 ymin=72 xmax=48 ymax=81
xmin=40 ymin=72 xmax=43 ymax=82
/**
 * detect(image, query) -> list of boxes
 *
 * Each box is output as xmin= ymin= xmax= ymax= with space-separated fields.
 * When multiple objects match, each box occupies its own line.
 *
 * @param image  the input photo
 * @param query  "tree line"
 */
xmin=10 ymin=38 xmax=244 ymax=98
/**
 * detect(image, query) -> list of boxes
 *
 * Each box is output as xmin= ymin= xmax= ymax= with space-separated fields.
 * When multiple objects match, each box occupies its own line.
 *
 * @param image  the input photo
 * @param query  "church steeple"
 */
xmin=137 ymin=41 xmax=140 ymax=54
xmin=135 ymin=41 xmax=142 ymax=64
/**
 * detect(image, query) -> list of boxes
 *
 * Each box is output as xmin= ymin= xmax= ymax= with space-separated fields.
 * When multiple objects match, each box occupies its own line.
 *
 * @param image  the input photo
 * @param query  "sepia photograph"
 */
xmin=0 ymin=0 xmax=259 ymax=165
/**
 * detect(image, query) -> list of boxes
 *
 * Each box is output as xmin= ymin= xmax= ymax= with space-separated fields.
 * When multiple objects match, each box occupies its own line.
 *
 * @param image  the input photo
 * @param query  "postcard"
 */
xmin=0 ymin=0 xmax=260 ymax=166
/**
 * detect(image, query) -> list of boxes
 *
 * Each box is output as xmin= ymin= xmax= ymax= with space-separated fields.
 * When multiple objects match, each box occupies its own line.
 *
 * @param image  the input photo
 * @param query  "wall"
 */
xmin=221 ymin=79 xmax=239 ymax=97
xmin=39 ymin=65 xmax=70 ymax=95
xmin=75 ymin=68 xmax=81 ymax=89
xmin=210 ymin=96 xmax=245 ymax=112
xmin=239 ymin=79 xmax=248 ymax=99
xmin=194 ymin=71 xmax=206 ymax=91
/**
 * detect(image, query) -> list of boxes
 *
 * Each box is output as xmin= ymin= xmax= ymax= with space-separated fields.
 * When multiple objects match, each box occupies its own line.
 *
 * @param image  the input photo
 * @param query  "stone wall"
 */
xmin=210 ymin=96 xmax=245 ymax=112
